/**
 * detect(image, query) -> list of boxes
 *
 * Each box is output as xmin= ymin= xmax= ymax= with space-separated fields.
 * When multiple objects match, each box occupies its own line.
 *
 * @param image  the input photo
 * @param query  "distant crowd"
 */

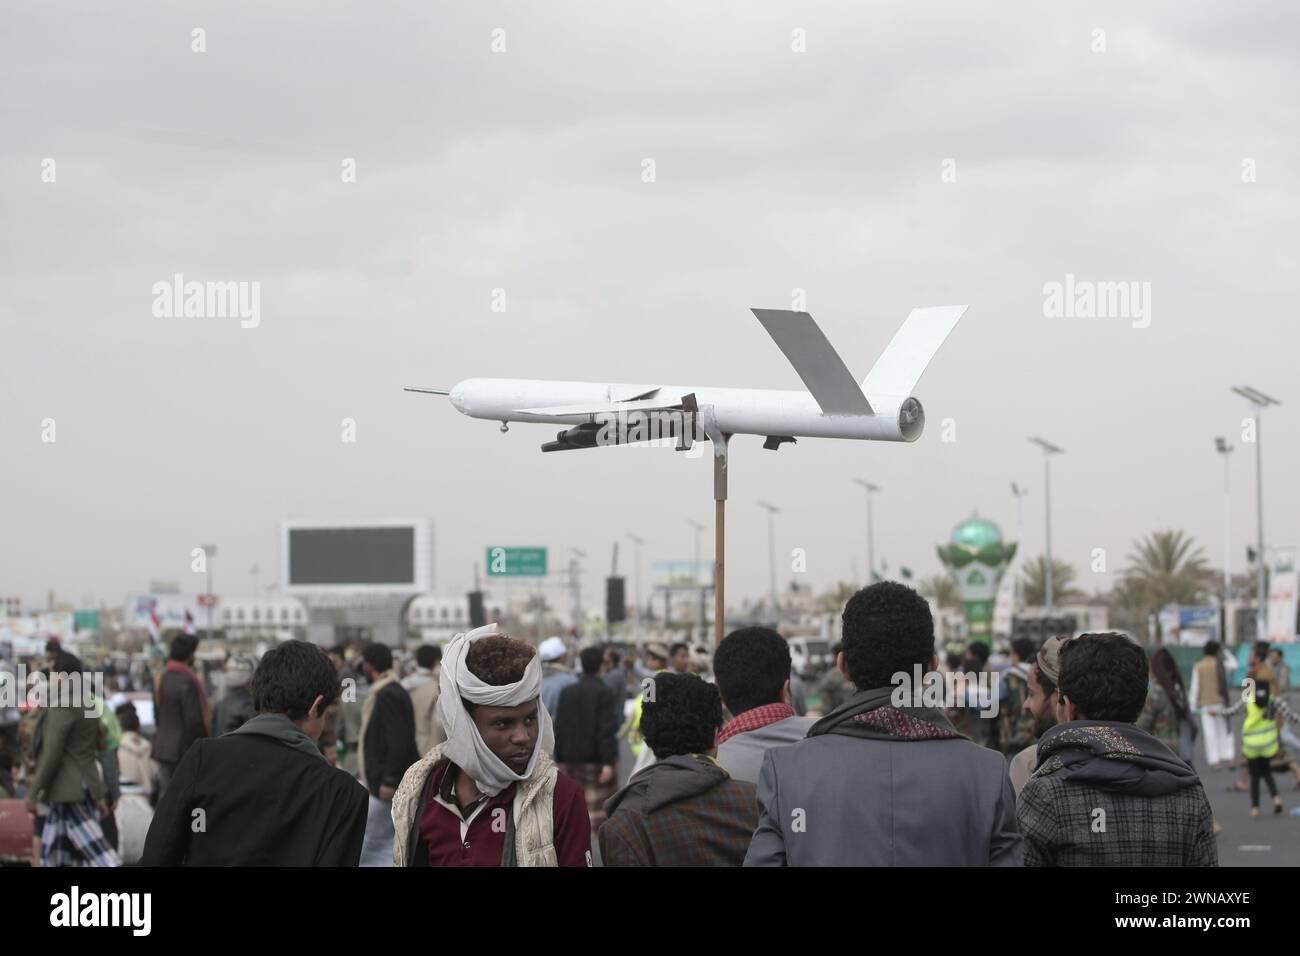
xmin=7 ymin=579 xmax=1298 ymax=867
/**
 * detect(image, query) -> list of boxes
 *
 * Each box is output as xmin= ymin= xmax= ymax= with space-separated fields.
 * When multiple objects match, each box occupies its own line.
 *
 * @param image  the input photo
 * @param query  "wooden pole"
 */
xmin=713 ymin=436 xmax=729 ymax=647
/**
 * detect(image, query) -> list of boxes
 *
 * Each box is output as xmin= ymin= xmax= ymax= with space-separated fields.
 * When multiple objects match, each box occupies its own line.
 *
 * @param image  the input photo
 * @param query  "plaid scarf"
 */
xmin=808 ymin=685 xmax=966 ymax=742
xmin=717 ymin=702 xmax=796 ymax=745
xmin=850 ymin=706 xmax=963 ymax=740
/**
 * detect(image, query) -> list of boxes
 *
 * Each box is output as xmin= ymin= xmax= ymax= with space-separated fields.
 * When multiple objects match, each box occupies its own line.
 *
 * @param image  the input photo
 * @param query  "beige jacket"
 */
xmin=391 ymin=742 xmax=558 ymax=867
xmin=409 ymin=679 xmax=446 ymax=756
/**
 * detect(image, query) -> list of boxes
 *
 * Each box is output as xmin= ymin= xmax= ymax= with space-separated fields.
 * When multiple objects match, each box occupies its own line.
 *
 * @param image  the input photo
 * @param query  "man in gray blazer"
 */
xmin=744 ymin=581 xmax=1023 ymax=867
xmin=714 ymin=627 xmax=817 ymax=784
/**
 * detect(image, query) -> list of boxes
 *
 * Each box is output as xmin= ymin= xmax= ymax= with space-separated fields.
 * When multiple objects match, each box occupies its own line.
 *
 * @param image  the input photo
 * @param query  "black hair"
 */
xmin=1011 ymin=638 xmax=1036 ymax=663
xmin=713 ymin=627 xmax=791 ymax=716
xmin=1253 ymin=641 xmax=1271 ymax=662
xmin=1057 ymin=632 xmax=1148 ymax=722
xmin=669 ymin=642 xmax=690 ymax=658
xmin=361 ymin=642 xmax=393 ymax=673
xmin=945 ymin=651 xmax=964 ymax=671
xmin=605 ymin=647 xmax=622 ymax=666
xmin=116 ymin=703 xmax=141 ymax=732
xmin=580 ymin=646 xmax=604 ymax=676
xmin=840 ymin=582 xmax=935 ymax=690
xmin=967 ymin=641 xmax=990 ymax=664
xmin=251 ymin=640 xmax=341 ymax=720
xmin=44 ymin=638 xmax=62 ymax=656
xmin=415 ymin=644 xmax=441 ymax=670
xmin=169 ymin=634 xmax=196 ymax=662
xmin=51 ymin=650 xmax=84 ymax=675
xmin=641 ymin=673 xmax=722 ymax=758
xmin=329 ymin=645 xmax=348 ymax=659
xmin=1203 ymin=641 xmax=1220 ymax=657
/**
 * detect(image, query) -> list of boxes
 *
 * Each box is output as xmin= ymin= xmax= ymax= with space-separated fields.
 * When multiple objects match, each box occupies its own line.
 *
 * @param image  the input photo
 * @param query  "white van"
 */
xmin=787 ymin=636 xmax=834 ymax=679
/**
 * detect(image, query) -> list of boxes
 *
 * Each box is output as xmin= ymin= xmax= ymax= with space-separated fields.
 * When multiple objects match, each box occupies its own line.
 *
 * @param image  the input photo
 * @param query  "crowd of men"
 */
xmin=10 ymin=579 xmax=1299 ymax=867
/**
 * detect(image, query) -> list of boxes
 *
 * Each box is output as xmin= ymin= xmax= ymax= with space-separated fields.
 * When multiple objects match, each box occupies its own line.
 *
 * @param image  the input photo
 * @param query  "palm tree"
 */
xmin=1021 ymin=556 xmax=1084 ymax=606
xmin=918 ymin=574 xmax=961 ymax=610
xmin=1122 ymin=530 xmax=1211 ymax=613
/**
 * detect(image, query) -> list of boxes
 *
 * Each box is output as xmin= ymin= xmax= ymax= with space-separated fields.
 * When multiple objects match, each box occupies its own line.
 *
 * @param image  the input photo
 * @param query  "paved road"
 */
xmin=1199 ymin=759 xmax=1300 ymax=867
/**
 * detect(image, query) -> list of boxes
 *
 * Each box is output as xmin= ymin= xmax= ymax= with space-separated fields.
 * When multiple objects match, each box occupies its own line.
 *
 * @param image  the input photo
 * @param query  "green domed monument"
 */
xmin=936 ymin=513 xmax=1017 ymax=644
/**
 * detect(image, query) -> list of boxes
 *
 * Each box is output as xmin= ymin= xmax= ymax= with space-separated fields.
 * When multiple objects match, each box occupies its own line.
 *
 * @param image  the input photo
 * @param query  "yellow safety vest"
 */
xmin=1242 ymin=699 xmax=1280 ymax=760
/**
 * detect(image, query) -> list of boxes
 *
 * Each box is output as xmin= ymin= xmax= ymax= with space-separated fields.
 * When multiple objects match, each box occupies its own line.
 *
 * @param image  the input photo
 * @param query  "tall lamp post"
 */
xmin=852 ymin=479 xmax=880 ymax=583
xmin=1027 ymin=437 xmax=1065 ymax=611
xmin=627 ymin=534 xmax=644 ymax=634
xmin=1214 ymin=437 xmax=1233 ymax=606
xmin=688 ymin=519 xmax=706 ymax=641
xmin=200 ymin=543 xmax=218 ymax=639
xmin=1010 ymin=482 xmax=1029 ymax=613
xmin=757 ymin=501 xmax=781 ymax=614
xmin=1231 ymin=386 xmax=1281 ymax=641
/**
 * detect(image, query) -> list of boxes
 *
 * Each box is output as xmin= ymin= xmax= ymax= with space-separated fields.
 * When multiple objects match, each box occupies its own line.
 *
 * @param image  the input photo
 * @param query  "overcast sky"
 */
xmin=3 ymin=1 xmax=1296 ymax=615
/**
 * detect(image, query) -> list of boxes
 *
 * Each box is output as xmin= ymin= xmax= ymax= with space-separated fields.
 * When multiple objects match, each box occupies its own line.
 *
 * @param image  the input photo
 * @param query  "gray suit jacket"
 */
xmin=744 ymin=733 xmax=1023 ymax=866
xmin=716 ymin=716 xmax=817 ymax=785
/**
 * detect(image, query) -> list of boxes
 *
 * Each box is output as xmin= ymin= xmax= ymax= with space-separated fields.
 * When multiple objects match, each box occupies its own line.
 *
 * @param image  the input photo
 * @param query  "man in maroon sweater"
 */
xmin=391 ymin=625 xmax=591 ymax=866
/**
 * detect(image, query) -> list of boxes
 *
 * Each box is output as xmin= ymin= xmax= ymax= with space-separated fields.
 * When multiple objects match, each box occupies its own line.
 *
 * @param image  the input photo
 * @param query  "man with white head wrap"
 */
xmin=390 ymin=624 xmax=592 ymax=866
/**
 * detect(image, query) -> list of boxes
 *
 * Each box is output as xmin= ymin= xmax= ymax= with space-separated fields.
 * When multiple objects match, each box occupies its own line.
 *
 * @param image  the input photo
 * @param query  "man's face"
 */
xmin=1270 ymin=651 xmax=1283 ymax=667
xmin=646 ymin=653 xmax=666 ymax=671
xmin=1024 ymin=663 xmax=1058 ymax=738
xmin=671 ymin=648 xmax=690 ymax=673
xmin=470 ymin=698 xmax=540 ymax=775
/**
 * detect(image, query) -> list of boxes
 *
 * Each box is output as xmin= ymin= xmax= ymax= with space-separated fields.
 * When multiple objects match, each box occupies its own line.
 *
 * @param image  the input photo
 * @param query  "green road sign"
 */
xmin=486 ymin=547 xmax=548 ymax=577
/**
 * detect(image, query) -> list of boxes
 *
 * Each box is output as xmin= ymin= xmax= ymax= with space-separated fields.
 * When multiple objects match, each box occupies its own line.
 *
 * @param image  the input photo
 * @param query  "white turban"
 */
xmin=437 ymin=623 xmax=554 ymax=796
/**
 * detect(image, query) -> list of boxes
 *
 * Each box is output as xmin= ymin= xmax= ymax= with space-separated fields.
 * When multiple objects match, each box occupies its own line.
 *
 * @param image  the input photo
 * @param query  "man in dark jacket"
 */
xmin=600 ymin=672 xmax=756 ymax=866
xmin=554 ymin=646 xmax=619 ymax=837
xmin=1017 ymin=632 xmax=1218 ymax=866
xmin=141 ymin=640 xmax=368 ymax=865
xmin=357 ymin=643 xmax=420 ymax=866
xmin=27 ymin=652 xmax=120 ymax=867
xmin=745 ymin=581 xmax=1022 ymax=866
xmin=211 ymin=656 xmax=256 ymax=736
xmin=152 ymin=635 xmax=209 ymax=799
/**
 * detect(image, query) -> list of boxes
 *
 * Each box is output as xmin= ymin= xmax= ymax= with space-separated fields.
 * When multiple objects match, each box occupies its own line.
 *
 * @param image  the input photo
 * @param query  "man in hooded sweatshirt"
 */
xmin=599 ymin=672 xmax=757 ymax=866
xmin=141 ymin=640 xmax=368 ymax=865
xmin=1017 ymin=632 xmax=1218 ymax=866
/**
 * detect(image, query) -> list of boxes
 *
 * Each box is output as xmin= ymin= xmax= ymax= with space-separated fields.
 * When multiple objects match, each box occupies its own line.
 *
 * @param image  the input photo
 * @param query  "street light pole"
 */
xmin=688 ymin=519 xmax=706 ymax=642
xmin=200 ymin=543 xmax=217 ymax=640
xmin=1232 ymin=386 xmax=1281 ymax=641
xmin=1028 ymin=438 xmax=1064 ymax=612
xmin=852 ymin=479 xmax=880 ymax=583
xmin=627 ymin=534 xmax=644 ymax=635
xmin=1010 ymin=482 xmax=1029 ymax=613
xmin=1215 ymin=437 xmax=1233 ymax=606
xmin=757 ymin=501 xmax=780 ymax=613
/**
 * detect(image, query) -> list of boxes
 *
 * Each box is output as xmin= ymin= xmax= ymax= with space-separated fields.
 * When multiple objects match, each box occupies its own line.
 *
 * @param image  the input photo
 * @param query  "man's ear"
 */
xmin=781 ymin=678 xmax=792 ymax=706
xmin=310 ymin=694 xmax=326 ymax=720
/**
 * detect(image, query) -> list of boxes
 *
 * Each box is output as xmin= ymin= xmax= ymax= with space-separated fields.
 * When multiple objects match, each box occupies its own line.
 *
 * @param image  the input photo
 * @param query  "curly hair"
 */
xmin=641 ymin=672 xmax=722 ymax=758
xmin=713 ymin=626 xmax=790 ymax=716
xmin=465 ymin=634 xmax=535 ymax=686
xmin=1058 ymin=632 xmax=1148 ymax=722
xmin=840 ymin=581 xmax=935 ymax=690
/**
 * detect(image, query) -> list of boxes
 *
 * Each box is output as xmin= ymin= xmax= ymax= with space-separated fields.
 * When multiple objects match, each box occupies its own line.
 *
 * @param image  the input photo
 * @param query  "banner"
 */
xmin=1267 ymin=546 xmax=1298 ymax=644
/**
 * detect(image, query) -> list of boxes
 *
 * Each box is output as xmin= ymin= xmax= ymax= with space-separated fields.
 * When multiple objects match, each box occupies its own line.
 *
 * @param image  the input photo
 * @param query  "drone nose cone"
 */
xmin=449 ymin=381 xmax=471 ymax=414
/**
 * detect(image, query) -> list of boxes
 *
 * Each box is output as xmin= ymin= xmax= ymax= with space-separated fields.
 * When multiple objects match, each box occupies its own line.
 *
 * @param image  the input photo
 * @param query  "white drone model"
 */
xmin=406 ymin=305 xmax=967 ymax=454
